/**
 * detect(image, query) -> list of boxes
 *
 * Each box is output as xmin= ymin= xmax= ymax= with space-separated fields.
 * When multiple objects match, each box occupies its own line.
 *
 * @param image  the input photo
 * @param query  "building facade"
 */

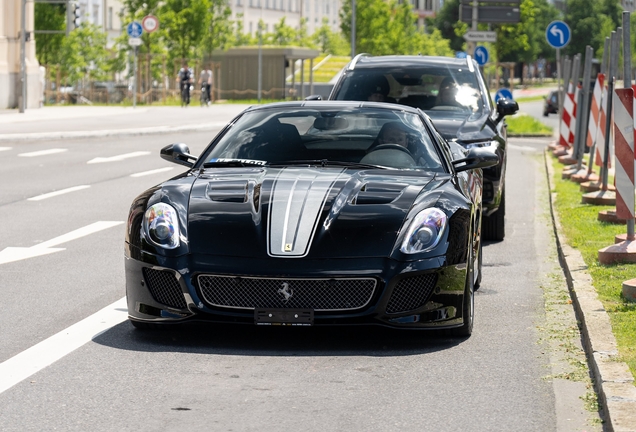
xmin=1 ymin=0 xmax=40 ymax=109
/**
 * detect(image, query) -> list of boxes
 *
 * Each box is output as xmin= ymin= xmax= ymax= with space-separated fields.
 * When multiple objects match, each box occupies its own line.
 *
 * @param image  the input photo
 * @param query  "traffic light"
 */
xmin=73 ymin=3 xmax=80 ymax=29
xmin=67 ymin=2 xmax=80 ymax=34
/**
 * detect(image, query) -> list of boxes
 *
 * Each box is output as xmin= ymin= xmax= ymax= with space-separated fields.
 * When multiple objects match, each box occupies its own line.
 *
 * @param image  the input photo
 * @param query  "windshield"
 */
xmin=199 ymin=107 xmax=445 ymax=171
xmin=334 ymin=67 xmax=487 ymax=117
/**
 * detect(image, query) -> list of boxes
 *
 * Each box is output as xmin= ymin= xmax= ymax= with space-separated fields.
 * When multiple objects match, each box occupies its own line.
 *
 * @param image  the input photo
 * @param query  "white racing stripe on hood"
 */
xmin=268 ymin=167 xmax=344 ymax=257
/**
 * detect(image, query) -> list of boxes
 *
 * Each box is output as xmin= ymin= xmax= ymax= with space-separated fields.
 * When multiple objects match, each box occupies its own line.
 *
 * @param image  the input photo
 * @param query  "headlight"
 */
xmin=143 ymin=203 xmax=180 ymax=249
xmin=400 ymin=208 xmax=447 ymax=254
xmin=465 ymin=140 xmax=497 ymax=149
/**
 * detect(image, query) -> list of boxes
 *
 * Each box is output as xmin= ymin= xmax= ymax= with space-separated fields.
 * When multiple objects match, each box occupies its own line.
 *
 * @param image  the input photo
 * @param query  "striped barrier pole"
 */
xmin=557 ymin=54 xmax=581 ymax=162
xmin=572 ymin=71 xmax=603 ymax=184
xmin=554 ymin=56 xmax=576 ymax=156
xmin=549 ymin=56 xmax=571 ymax=151
xmin=582 ymin=31 xmax=618 ymax=205
xmin=599 ymin=16 xmax=636 ymax=265
xmin=568 ymin=46 xmax=594 ymax=178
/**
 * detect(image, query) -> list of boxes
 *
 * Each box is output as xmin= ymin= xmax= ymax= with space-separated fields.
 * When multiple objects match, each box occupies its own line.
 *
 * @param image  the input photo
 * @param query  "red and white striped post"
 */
xmin=572 ymin=73 xmax=604 ymax=183
xmin=599 ymin=15 xmax=636 ymax=265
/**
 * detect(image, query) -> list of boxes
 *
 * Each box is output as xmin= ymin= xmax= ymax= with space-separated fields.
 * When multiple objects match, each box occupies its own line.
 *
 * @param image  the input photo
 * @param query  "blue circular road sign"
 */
xmin=546 ymin=20 xmax=571 ymax=49
xmin=474 ymin=46 xmax=489 ymax=66
xmin=495 ymin=88 xmax=514 ymax=102
xmin=127 ymin=22 xmax=143 ymax=38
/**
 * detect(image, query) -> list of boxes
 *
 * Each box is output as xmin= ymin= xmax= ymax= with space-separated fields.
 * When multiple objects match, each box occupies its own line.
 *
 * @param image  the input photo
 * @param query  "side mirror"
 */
xmin=304 ymin=95 xmax=322 ymax=101
xmin=160 ymin=143 xmax=197 ymax=168
xmin=494 ymin=98 xmax=519 ymax=124
xmin=452 ymin=148 xmax=500 ymax=173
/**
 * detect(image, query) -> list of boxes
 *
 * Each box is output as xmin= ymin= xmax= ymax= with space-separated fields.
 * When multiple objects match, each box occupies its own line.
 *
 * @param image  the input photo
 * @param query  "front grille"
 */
xmin=385 ymin=273 xmax=438 ymax=314
xmin=197 ymin=275 xmax=376 ymax=311
xmin=142 ymin=268 xmax=188 ymax=310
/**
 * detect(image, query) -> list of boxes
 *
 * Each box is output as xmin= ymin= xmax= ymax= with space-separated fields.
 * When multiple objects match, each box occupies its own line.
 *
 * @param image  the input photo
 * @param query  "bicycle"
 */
xmin=200 ymin=84 xmax=210 ymax=107
xmin=180 ymin=81 xmax=191 ymax=107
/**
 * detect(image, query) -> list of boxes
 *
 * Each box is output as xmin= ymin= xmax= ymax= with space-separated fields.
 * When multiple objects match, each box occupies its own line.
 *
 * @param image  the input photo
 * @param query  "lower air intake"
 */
xmin=385 ymin=273 xmax=438 ymax=314
xmin=142 ymin=268 xmax=188 ymax=310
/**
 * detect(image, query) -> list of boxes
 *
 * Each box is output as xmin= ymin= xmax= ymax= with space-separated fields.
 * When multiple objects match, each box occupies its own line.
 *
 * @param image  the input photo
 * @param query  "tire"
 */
xmin=482 ymin=190 xmax=505 ymax=241
xmin=543 ymin=110 xmax=548 ymax=117
xmin=449 ymin=249 xmax=475 ymax=337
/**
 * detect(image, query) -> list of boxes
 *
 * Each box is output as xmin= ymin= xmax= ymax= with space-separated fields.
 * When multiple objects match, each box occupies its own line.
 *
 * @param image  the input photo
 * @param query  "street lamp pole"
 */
xmin=351 ymin=0 xmax=356 ymax=58
xmin=20 ymin=0 xmax=27 ymax=113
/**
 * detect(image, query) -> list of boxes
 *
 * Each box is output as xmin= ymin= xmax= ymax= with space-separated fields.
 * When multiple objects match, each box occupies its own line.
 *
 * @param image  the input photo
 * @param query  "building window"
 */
xmin=425 ymin=0 xmax=432 ymax=10
xmin=108 ymin=7 xmax=113 ymax=29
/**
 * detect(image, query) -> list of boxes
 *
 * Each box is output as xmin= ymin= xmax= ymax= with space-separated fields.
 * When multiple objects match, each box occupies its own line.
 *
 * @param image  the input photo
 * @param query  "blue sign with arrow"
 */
xmin=495 ymin=88 xmax=514 ymax=102
xmin=474 ymin=46 xmax=489 ymax=66
xmin=546 ymin=20 xmax=571 ymax=49
xmin=127 ymin=22 xmax=143 ymax=38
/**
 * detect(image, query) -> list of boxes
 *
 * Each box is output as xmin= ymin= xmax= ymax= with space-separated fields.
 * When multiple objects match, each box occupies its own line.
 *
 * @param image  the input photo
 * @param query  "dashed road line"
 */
xmin=27 ymin=185 xmax=91 ymax=201
xmin=18 ymin=148 xmax=67 ymax=157
xmin=0 ymin=147 xmax=11 ymax=152
xmin=130 ymin=167 xmax=174 ymax=177
xmin=87 ymin=151 xmax=150 ymax=164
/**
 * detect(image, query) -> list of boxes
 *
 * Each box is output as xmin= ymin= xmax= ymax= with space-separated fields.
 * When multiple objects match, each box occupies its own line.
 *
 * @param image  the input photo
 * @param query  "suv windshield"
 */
xmin=199 ymin=107 xmax=446 ymax=171
xmin=333 ymin=68 xmax=487 ymax=117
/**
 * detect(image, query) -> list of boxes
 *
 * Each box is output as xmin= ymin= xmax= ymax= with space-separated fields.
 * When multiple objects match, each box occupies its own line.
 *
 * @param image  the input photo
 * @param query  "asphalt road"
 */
xmin=0 ymin=108 xmax=602 ymax=431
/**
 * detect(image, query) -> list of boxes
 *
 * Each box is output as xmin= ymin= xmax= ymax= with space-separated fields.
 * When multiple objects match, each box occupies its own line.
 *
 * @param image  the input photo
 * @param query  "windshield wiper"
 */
xmin=270 ymin=159 xmax=384 ymax=169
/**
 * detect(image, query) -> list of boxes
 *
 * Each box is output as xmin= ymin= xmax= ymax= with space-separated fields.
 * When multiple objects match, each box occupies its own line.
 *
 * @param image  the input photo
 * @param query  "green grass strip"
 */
xmin=550 ymin=156 xmax=636 ymax=380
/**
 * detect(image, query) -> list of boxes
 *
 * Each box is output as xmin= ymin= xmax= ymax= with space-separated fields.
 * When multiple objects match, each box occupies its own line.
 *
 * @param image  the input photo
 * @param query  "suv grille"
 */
xmin=385 ymin=274 xmax=438 ymax=314
xmin=142 ymin=268 xmax=188 ymax=310
xmin=197 ymin=275 xmax=376 ymax=311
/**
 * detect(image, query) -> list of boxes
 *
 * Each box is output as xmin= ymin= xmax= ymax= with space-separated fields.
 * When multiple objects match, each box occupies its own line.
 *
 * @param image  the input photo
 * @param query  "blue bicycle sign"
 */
xmin=127 ymin=22 xmax=143 ymax=38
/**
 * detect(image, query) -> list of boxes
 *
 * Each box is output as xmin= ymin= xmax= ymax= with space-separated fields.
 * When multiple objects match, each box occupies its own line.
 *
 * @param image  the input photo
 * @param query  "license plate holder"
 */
xmin=254 ymin=309 xmax=314 ymax=326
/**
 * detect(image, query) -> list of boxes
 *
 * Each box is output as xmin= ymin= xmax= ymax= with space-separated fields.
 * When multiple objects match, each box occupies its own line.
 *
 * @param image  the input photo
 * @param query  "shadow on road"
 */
xmin=93 ymin=320 xmax=466 ymax=357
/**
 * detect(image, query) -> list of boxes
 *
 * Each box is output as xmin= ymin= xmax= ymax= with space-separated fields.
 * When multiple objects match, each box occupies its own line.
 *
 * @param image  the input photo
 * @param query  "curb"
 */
xmin=0 ymin=121 xmax=228 ymax=143
xmin=544 ymin=149 xmax=636 ymax=432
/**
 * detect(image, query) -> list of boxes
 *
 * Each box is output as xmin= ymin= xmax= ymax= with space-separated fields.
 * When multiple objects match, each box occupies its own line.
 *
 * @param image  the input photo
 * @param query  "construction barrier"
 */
xmin=613 ymin=87 xmax=635 ymax=221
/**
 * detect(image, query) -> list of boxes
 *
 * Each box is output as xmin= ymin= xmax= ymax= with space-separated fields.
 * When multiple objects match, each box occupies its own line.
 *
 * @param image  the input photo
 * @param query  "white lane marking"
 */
xmin=0 ymin=221 xmax=124 ymax=265
xmin=27 ymin=185 xmax=91 ymax=201
xmin=0 ymin=297 xmax=128 ymax=395
xmin=18 ymin=148 xmax=67 ymax=157
xmin=87 ymin=151 xmax=150 ymax=164
xmin=508 ymin=144 xmax=539 ymax=152
xmin=0 ymin=147 xmax=11 ymax=152
xmin=130 ymin=167 xmax=174 ymax=177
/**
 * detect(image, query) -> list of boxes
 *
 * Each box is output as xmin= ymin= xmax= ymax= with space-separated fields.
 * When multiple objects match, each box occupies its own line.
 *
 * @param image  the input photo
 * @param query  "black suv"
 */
xmin=327 ymin=55 xmax=518 ymax=241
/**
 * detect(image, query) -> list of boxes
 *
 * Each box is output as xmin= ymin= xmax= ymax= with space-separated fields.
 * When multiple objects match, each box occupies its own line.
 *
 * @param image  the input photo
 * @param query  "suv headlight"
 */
xmin=143 ymin=203 xmax=180 ymax=249
xmin=465 ymin=140 xmax=498 ymax=149
xmin=400 ymin=208 xmax=447 ymax=254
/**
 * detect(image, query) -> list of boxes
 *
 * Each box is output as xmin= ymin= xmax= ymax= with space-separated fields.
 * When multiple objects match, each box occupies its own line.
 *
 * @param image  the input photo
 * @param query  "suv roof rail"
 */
xmin=348 ymin=53 xmax=371 ymax=70
xmin=466 ymin=55 xmax=475 ymax=72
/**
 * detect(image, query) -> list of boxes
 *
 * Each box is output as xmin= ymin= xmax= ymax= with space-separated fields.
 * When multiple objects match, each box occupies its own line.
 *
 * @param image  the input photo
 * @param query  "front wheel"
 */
xmin=482 ymin=190 xmax=505 ymax=241
xmin=449 ymin=250 xmax=475 ymax=337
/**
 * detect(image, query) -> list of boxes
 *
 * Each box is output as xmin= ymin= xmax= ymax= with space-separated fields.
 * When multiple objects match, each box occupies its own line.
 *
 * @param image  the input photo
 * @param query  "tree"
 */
xmin=202 ymin=0 xmax=233 ymax=56
xmin=34 ymin=3 xmax=65 ymax=66
xmin=160 ymin=0 xmax=211 ymax=62
xmin=313 ymin=17 xmax=350 ymax=55
xmin=433 ymin=0 xmax=465 ymax=52
xmin=59 ymin=23 xmax=110 ymax=85
xmin=272 ymin=17 xmax=297 ymax=46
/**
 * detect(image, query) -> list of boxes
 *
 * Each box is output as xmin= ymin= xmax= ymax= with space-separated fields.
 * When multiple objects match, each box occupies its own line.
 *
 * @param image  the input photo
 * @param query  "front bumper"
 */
xmin=125 ymin=244 xmax=469 ymax=329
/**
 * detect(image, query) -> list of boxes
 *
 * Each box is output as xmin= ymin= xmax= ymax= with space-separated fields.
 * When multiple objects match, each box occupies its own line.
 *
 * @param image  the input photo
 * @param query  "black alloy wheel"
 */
xmin=450 ymin=247 xmax=475 ymax=337
xmin=482 ymin=189 xmax=505 ymax=241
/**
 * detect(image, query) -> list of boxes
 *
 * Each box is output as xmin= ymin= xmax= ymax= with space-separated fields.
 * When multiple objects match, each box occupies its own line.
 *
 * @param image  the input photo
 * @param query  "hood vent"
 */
xmin=207 ymin=180 xmax=249 ymax=203
xmin=353 ymin=182 xmax=408 ymax=205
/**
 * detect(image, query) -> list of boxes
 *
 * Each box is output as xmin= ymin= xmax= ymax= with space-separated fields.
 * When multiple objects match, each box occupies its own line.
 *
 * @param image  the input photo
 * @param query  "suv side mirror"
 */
xmin=160 ymin=143 xmax=197 ymax=168
xmin=452 ymin=148 xmax=500 ymax=173
xmin=304 ymin=95 xmax=322 ymax=101
xmin=495 ymin=98 xmax=519 ymax=124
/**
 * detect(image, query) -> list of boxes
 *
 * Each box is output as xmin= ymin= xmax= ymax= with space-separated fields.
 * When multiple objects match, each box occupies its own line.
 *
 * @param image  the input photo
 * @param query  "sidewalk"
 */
xmin=0 ymin=104 xmax=251 ymax=142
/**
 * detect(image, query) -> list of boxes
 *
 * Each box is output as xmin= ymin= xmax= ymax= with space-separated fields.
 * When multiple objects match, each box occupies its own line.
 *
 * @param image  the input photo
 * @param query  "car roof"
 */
xmin=243 ymin=100 xmax=422 ymax=115
xmin=348 ymin=55 xmax=476 ymax=71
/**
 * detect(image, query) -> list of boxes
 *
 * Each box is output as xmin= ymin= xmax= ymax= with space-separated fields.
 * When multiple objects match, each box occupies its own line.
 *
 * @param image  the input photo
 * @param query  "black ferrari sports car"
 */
xmin=125 ymin=101 xmax=498 ymax=336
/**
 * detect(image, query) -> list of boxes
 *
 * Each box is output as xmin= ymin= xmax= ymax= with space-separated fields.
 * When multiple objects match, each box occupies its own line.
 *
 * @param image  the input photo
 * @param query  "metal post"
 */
xmin=622 ymin=11 xmax=634 ymax=239
xmin=257 ymin=30 xmax=262 ymax=103
xmin=576 ymin=46 xmax=594 ymax=170
xmin=351 ymin=0 xmax=356 ymax=58
xmin=20 ymin=0 xmax=27 ymax=113
xmin=133 ymin=46 xmax=138 ymax=108
xmin=556 ymin=49 xmax=562 ymax=113
xmin=470 ymin=0 xmax=478 ymax=56
xmin=300 ymin=59 xmax=305 ymax=100
xmin=602 ymin=31 xmax=619 ymax=190
xmin=309 ymin=58 xmax=314 ymax=96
